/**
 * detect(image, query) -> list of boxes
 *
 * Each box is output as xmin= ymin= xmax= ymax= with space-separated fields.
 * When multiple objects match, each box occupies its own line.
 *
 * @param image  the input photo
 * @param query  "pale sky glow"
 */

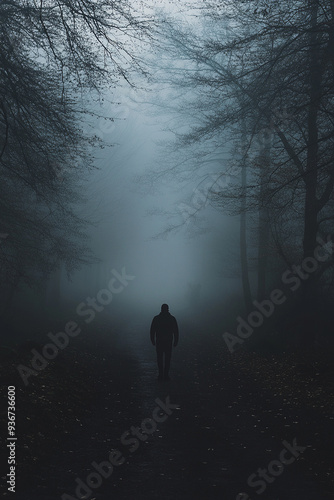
xmin=45 ymin=0 xmax=239 ymax=318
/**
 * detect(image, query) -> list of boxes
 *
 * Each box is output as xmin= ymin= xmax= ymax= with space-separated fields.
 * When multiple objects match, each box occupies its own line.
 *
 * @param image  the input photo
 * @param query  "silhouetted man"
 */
xmin=150 ymin=304 xmax=179 ymax=381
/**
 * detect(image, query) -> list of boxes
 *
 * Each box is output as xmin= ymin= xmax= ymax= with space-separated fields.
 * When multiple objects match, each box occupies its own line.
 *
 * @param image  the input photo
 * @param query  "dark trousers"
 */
xmin=156 ymin=342 xmax=172 ymax=377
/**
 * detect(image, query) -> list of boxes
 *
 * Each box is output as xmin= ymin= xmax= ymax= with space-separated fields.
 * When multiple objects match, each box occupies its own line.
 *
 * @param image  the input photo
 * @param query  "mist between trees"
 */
xmin=16 ymin=267 xmax=135 ymax=386
xmin=1 ymin=0 xmax=334 ymax=357
xmin=223 ymin=235 xmax=333 ymax=353
xmin=140 ymin=0 xmax=334 ymax=350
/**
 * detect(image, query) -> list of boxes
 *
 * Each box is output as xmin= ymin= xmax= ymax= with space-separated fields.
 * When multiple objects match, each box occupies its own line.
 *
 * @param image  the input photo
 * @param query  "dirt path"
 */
xmin=4 ymin=316 xmax=334 ymax=499
xmin=108 ymin=319 xmax=334 ymax=500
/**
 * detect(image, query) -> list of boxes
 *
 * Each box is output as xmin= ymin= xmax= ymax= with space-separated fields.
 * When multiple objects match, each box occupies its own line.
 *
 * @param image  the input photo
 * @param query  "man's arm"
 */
xmin=173 ymin=318 xmax=179 ymax=346
xmin=150 ymin=317 xmax=156 ymax=345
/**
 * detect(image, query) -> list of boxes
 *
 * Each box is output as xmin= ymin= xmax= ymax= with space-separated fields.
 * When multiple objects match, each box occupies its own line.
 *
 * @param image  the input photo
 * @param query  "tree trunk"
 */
xmin=301 ymin=0 xmax=322 ymax=348
xmin=257 ymin=128 xmax=271 ymax=300
xmin=240 ymin=123 xmax=252 ymax=310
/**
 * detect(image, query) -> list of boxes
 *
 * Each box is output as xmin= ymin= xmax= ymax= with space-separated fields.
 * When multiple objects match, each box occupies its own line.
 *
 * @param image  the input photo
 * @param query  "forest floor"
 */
xmin=1 ymin=313 xmax=334 ymax=500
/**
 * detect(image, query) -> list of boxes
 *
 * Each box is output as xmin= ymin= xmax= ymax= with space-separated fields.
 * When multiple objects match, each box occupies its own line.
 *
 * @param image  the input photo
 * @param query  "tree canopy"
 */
xmin=0 ymin=0 xmax=150 ymax=312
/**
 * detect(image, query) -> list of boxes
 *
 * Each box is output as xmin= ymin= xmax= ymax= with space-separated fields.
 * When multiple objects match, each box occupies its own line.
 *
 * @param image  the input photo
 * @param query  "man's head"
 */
xmin=161 ymin=303 xmax=169 ymax=313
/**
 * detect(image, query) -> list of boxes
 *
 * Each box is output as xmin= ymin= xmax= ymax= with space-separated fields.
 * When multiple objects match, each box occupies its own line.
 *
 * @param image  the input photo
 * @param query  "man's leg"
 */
xmin=156 ymin=344 xmax=164 ymax=380
xmin=163 ymin=344 xmax=172 ymax=380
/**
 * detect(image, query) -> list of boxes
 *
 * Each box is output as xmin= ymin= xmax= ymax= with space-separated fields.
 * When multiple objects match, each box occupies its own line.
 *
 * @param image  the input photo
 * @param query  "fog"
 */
xmin=1 ymin=1 xmax=249 ymax=346
xmin=51 ymin=80 xmax=241 ymax=332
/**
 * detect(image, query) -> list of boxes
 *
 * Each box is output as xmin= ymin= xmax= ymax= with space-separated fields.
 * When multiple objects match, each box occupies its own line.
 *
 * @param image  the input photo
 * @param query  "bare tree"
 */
xmin=0 ymin=0 xmax=151 ymax=317
xmin=151 ymin=0 xmax=334 ymax=345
